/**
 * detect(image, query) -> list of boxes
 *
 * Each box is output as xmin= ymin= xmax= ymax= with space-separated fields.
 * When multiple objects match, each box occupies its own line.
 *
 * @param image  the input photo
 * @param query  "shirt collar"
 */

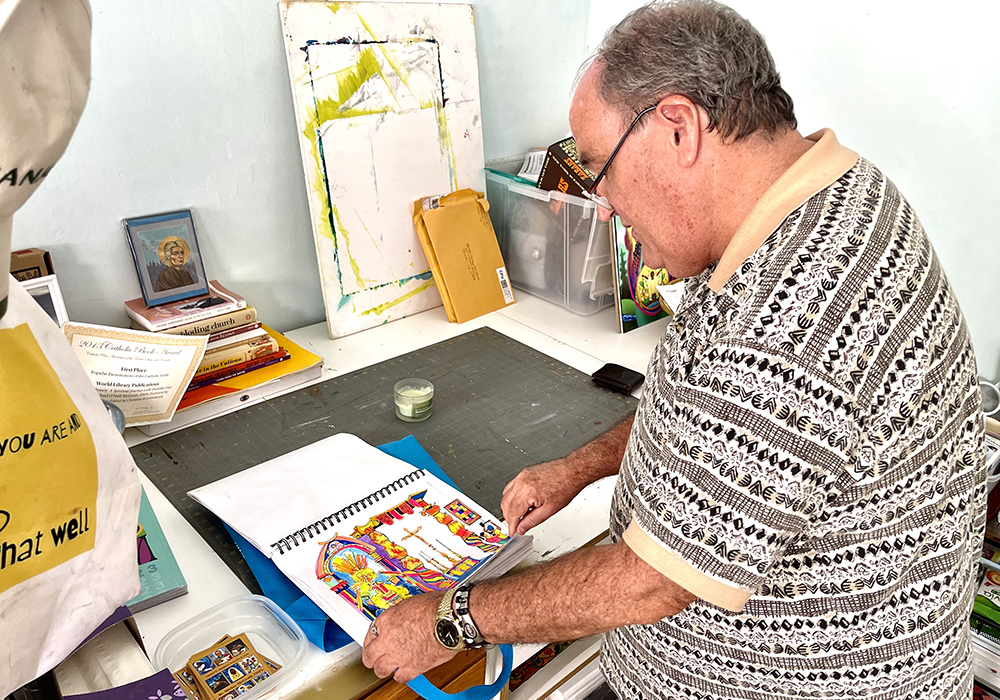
xmin=707 ymin=128 xmax=859 ymax=293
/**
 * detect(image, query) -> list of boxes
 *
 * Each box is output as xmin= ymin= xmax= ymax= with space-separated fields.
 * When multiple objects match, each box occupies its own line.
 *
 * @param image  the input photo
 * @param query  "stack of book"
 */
xmin=125 ymin=281 xmax=323 ymax=436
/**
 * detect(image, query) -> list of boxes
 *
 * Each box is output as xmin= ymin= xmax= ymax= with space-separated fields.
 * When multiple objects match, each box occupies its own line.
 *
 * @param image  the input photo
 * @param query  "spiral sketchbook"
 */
xmin=188 ymin=434 xmax=532 ymax=644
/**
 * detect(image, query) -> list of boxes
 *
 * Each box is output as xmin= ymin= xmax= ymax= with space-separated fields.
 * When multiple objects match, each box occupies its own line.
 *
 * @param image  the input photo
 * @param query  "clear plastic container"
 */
xmin=485 ymin=161 xmax=613 ymax=316
xmin=153 ymin=595 xmax=307 ymax=700
xmin=393 ymin=378 xmax=434 ymax=422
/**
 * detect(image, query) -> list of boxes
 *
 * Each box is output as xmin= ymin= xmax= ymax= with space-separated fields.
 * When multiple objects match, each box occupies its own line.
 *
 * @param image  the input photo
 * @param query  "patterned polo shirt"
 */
xmin=602 ymin=130 xmax=985 ymax=700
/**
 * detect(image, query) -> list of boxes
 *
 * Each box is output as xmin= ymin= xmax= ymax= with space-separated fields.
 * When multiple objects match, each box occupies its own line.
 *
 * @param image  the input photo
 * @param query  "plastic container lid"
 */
xmin=153 ymin=595 xmax=307 ymax=700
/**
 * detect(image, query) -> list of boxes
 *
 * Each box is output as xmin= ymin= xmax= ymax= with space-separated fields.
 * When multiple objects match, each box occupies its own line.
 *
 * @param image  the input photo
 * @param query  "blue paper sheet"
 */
xmin=223 ymin=435 xmax=459 ymax=652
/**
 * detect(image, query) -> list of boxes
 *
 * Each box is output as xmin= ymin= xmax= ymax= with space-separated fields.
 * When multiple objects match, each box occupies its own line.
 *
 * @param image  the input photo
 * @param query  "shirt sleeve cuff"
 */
xmin=622 ymin=518 xmax=754 ymax=613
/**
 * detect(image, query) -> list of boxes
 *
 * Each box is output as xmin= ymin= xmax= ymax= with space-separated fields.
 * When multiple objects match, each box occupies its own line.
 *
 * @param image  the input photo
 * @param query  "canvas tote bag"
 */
xmin=1 ymin=0 xmax=142 ymax=694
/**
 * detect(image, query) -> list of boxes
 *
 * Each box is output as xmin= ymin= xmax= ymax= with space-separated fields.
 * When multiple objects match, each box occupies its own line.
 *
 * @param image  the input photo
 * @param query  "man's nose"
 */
xmin=596 ymin=203 xmax=615 ymax=222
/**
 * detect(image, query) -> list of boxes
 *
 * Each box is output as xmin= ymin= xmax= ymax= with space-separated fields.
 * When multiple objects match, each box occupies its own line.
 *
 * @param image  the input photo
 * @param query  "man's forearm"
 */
xmin=565 ymin=413 xmax=634 ymax=485
xmin=501 ymin=414 xmax=636 ymax=541
xmin=469 ymin=538 xmax=694 ymax=644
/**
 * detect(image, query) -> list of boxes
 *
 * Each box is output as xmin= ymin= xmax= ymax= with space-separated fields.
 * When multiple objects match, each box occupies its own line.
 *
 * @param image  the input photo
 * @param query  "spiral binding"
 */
xmin=270 ymin=468 xmax=425 ymax=554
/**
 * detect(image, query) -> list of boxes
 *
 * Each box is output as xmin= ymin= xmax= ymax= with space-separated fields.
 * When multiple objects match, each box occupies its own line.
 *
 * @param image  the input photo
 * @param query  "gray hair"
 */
xmin=593 ymin=0 xmax=796 ymax=141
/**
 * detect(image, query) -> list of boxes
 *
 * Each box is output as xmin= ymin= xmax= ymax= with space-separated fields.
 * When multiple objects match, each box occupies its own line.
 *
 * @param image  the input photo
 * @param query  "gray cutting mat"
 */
xmin=130 ymin=327 xmax=637 ymax=593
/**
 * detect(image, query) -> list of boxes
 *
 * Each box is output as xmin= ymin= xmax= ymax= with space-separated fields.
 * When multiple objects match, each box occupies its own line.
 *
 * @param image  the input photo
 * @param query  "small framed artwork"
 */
xmin=21 ymin=274 xmax=69 ymax=326
xmin=124 ymin=209 xmax=209 ymax=307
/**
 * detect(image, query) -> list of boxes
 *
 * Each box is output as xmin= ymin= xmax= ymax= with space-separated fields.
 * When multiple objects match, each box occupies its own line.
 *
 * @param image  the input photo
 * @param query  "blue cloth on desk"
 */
xmin=223 ymin=435 xmax=458 ymax=652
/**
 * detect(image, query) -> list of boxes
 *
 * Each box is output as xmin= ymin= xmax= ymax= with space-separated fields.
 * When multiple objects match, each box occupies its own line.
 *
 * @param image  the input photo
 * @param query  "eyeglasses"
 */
xmin=581 ymin=104 xmax=658 ymax=211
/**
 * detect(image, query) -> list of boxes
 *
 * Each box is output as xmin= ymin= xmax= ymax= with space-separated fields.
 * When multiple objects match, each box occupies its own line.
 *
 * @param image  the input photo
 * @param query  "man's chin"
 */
xmin=641 ymin=253 xmax=675 ymax=277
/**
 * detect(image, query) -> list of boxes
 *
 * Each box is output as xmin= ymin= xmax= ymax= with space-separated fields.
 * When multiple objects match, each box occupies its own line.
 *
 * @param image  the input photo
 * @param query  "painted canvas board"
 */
xmin=280 ymin=2 xmax=486 ymax=338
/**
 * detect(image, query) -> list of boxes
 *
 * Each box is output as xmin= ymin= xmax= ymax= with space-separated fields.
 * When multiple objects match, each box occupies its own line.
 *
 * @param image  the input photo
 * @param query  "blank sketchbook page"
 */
xmin=188 ymin=434 xmax=415 ymax=552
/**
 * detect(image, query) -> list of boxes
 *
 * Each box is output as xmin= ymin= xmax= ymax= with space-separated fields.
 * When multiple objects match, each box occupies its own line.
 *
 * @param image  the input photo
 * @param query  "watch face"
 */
xmin=436 ymin=619 xmax=462 ymax=649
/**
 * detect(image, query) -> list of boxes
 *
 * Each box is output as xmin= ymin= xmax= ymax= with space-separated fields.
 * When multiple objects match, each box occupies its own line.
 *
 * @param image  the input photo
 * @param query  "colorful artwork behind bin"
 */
xmin=611 ymin=217 xmax=676 ymax=333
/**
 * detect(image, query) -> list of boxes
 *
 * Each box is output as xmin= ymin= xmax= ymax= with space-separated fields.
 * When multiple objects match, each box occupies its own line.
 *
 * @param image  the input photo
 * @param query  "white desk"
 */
xmin=124 ymin=294 xmax=666 ymax=697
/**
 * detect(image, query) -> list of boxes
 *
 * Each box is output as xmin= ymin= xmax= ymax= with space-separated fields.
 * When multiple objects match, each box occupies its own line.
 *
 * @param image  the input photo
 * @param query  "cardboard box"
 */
xmin=536 ymin=137 xmax=595 ymax=197
xmin=412 ymin=189 xmax=515 ymax=323
xmin=10 ymin=247 xmax=53 ymax=282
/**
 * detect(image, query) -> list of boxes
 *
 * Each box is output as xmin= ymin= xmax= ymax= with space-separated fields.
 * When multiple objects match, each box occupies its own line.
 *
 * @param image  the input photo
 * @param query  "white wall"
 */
xmin=13 ymin=0 xmax=590 ymax=334
xmin=589 ymin=1 xmax=1000 ymax=378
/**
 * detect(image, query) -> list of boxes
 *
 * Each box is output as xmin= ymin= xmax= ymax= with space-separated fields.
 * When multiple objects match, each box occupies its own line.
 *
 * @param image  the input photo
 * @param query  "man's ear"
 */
xmin=654 ymin=96 xmax=703 ymax=168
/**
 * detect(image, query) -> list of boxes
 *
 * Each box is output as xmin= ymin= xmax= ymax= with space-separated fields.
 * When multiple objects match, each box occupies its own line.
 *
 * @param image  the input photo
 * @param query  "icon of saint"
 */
xmin=154 ymin=237 xmax=195 ymax=292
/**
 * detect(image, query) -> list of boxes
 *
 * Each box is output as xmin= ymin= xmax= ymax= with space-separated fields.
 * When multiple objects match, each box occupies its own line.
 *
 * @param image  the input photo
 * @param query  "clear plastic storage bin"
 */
xmin=485 ymin=163 xmax=613 ymax=316
xmin=153 ymin=596 xmax=307 ymax=700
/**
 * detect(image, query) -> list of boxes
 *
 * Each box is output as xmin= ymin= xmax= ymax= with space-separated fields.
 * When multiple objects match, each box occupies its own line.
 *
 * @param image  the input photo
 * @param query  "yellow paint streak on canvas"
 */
xmin=303 ymin=126 xmax=333 ymax=241
xmin=354 ymin=13 xmax=455 ymax=186
xmin=360 ymin=279 xmax=437 ymax=317
xmin=331 ymin=106 xmax=394 ymax=120
xmin=331 ymin=46 xmax=383 ymax=110
xmin=356 ymin=214 xmax=399 ymax=283
xmin=326 ymin=2 xmax=341 ymax=13
xmin=356 ymin=12 xmax=414 ymax=93
xmin=436 ymin=108 xmax=458 ymax=191
xmin=369 ymin=60 xmax=402 ymax=110
xmin=415 ymin=98 xmax=458 ymax=191
xmin=302 ymin=46 xmax=388 ymax=242
xmin=330 ymin=205 xmax=378 ymax=289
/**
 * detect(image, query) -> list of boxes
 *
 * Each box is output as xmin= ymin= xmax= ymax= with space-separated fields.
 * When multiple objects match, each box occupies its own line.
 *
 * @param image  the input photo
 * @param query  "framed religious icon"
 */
xmin=124 ymin=209 xmax=210 ymax=307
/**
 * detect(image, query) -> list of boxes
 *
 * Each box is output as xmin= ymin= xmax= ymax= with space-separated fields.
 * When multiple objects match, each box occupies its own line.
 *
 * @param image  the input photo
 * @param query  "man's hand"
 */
xmin=361 ymin=592 xmax=456 ymax=684
xmin=501 ymin=459 xmax=589 ymax=536
xmin=502 ymin=415 xmax=634 ymax=536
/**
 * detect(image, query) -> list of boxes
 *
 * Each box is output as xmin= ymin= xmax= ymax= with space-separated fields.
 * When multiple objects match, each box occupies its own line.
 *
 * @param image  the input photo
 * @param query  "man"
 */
xmin=154 ymin=237 xmax=195 ymax=292
xmin=362 ymin=2 xmax=985 ymax=698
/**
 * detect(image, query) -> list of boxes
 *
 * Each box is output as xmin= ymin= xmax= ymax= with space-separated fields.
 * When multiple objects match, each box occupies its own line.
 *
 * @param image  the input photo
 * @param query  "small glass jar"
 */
xmin=394 ymin=378 xmax=434 ymax=422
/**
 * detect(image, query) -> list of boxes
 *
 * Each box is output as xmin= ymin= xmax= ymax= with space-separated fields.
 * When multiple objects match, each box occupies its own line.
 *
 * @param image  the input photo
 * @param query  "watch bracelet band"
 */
xmin=452 ymin=582 xmax=491 ymax=649
xmin=434 ymin=588 xmax=466 ymax=651
xmin=438 ymin=588 xmax=457 ymax=619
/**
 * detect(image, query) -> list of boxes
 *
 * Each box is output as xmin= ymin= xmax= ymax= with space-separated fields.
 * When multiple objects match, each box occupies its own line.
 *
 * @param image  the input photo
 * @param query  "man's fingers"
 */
xmin=361 ymin=638 xmax=378 ymax=667
xmin=501 ymin=477 xmax=557 ymax=535
xmin=394 ymin=668 xmax=418 ymax=684
xmin=373 ymin=660 xmax=397 ymax=679
xmin=361 ymin=618 xmax=381 ymax=666
xmin=500 ymin=479 xmax=523 ymax=513
xmin=502 ymin=491 xmax=536 ymax=537
xmin=502 ymin=467 xmax=533 ymax=502
xmin=516 ymin=503 xmax=555 ymax=535
xmin=500 ymin=488 xmax=521 ymax=532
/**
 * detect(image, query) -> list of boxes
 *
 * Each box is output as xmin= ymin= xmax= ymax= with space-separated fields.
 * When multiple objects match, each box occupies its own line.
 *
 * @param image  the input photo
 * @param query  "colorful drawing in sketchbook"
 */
xmin=610 ymin=217 xmax=678 ymax=333
xmin=445 ymin=499 xmax=481 ymax=526
xmin=315 ymin=489 xmax=509 ymax=622
xmin=279 ymin=2 xmax=486 ymax=338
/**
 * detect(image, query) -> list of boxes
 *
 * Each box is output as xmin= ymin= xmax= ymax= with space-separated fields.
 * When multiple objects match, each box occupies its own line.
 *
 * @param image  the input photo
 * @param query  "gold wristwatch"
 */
xmin=434 ymin=588 xmax=466 ymax=651
xmin=434 ymin=583 xmax=489 ymax=651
